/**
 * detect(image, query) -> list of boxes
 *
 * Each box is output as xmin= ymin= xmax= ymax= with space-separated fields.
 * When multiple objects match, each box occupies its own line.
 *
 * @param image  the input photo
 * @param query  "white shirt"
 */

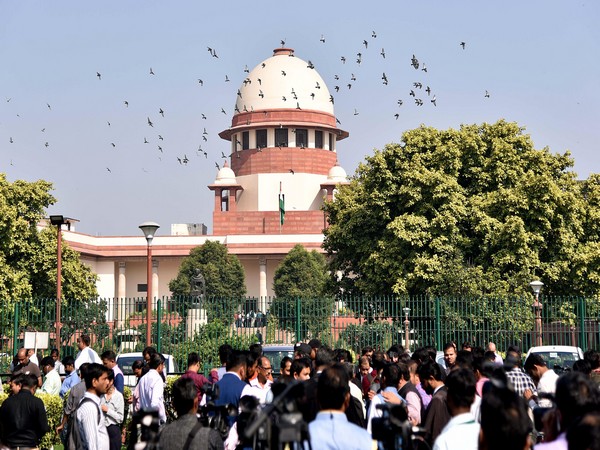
xmin=433 ymin=412 xmax=480 ymax=450
xmin=242 ymin=377 xmax=273 ymax=404
xmin=75 ymin=346 xmax=102 ymax=370
xmin=137 ymin=369 xmax=166 ymax=423
xmin=537 ymin=369 xmax=559 ymax=407
xmin=41 ymin=368 xmax=62 ymax=395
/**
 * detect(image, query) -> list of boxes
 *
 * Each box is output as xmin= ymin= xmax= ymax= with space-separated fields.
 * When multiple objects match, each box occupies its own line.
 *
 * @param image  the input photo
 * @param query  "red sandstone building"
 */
xmin=64 ymin=48 xmax=349 ymax=316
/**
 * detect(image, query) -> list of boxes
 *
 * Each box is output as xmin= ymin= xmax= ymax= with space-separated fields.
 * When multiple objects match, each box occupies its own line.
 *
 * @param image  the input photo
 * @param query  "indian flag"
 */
xmin=279 ymin=191 xmax=285 ymax=226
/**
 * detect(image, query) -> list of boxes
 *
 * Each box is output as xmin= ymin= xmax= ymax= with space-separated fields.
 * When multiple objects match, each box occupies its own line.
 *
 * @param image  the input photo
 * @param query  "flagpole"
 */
xmin=279 ymin=181 xmax=282 ymax=234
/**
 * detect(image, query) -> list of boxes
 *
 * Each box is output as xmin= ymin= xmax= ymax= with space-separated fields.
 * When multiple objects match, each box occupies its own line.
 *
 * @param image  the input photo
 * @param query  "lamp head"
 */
xmin=403 ymin=307 xmax=410 ymax=315
xmin=139 ymin=222 xmax=160 ymax=245
xmin=529 ymin=280 xmax=544 ymax=295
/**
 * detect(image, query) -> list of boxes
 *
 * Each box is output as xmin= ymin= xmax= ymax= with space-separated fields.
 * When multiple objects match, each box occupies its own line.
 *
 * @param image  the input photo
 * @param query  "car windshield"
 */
xmin=117 ymin=356 xmax=141 ymax=375
xmin=263 ymin=349 xmax=294 ymax=376
xmin=532 ymin=351 xmax=580 ymax=373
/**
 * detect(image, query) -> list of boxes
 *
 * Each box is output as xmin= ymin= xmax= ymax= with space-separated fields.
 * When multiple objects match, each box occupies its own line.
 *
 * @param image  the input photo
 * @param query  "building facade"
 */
xmin=64 ymin=48 xmax=349 ymax=314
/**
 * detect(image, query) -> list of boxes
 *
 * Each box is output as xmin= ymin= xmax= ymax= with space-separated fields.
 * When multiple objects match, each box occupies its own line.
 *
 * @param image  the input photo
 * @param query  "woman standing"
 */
xmin=100 ymin=370 xmax=125 ymax=450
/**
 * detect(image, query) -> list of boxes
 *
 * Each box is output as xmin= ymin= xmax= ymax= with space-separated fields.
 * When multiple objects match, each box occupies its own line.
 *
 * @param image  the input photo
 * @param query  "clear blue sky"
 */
xmin=1 ymin=1 xmax=598 ymax=236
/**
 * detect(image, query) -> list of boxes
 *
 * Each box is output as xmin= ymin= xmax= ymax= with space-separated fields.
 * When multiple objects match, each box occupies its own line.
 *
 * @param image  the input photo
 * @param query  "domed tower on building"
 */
xmin=211 ymin=48 xmax=349 ymax=235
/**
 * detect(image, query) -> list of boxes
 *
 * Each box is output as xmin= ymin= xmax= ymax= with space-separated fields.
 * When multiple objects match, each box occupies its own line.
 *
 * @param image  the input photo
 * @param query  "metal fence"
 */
xmin=1 ymin=294 xmax=599 ymax=371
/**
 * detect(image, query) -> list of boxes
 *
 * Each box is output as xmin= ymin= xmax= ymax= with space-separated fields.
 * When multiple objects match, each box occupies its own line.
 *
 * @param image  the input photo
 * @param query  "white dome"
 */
xmin=235 ymin=48 xmax=334 ymax=115
xmin=327 ymin=163 xmax=348 ymax=182
xmin=214 ymin=163 xmax=237 ymax=185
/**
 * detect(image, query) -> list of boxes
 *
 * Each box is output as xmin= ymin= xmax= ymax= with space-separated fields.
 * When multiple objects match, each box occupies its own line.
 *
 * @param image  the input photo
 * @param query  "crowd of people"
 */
xmin=1 ymin=337 xmax=600 ymax=449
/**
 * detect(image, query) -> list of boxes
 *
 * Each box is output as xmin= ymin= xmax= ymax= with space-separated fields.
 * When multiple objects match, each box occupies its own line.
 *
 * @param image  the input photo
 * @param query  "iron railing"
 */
xmin=1 ymin=295 xmax=598 ymax=372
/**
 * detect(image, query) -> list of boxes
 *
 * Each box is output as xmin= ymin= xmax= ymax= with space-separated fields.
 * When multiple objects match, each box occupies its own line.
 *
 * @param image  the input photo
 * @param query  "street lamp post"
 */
xmin=49 ymin=215 xmax=77 ymax=350
xmin=403 ymin=307 xmax=411 ymax=352
xmin=139 ymin=222 xmax=160 ymax=347
xmin=530 ymin=280 xmax=544 ymax=347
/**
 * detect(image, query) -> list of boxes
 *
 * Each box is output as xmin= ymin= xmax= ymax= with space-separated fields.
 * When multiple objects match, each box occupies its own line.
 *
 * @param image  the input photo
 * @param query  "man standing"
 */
xmin=433 ymin=368 xmax=480 ymax=450
xmin=137 ymin=353 xmax=167 ymax=425
xmin=242 ymin=355 xmax=273 ymax=404
xmin=52 ymin=348 xmax=65 ymax=375
xmin=308 ymin=363 xmax=373 ymax=450
xmin=60 ymin=355 xmax=81 ymax=398
xmin=291 ymin=357 xmax=312 ymax=381
xmin=418 ymin=359 xmax=451 ymax=445
xmin=504 ymin=346 xmax=536 ymax=398
xmin=523 ymin=353 xmax=559 ymax=408
xmin=12 ymin=347 xmax=42 ymax=387
xmin=76 ymin=363 xmax=111 ymax=450
xmin=101 ymin=350 xmax=125 ymax=394
xmin=0 ymin=373 xmax=49 ymax=448
xmin=382 ymin=362 xmax=423 ymax=425
xmin=215 ymin=351 xmax=247 ymax=409
xmin=486 ymin=342 xmax=503 ymax=366
xmin=57 ymin=363 xmax=90 ymax=446
xmin=158 ymin=377 xmax=223 ymax=450
xmin=75 ymin=334 xmax=102 ymax=370
xmin=367 ymin=362 xmax=403 ymax=433
xmin=40 ymin=355 xmax=62 ymax=395
xmin=181 ymin=352 xmax=210 ymax=403
xmin=443 ymin=343 xmax=457 ymax=374
xmin=27 ymin=348 xmax=40 ymax=366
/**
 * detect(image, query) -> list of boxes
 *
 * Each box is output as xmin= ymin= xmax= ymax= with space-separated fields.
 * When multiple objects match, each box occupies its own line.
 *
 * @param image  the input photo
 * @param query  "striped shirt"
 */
xmin=77 ymin=392 xmax=110 ymax=450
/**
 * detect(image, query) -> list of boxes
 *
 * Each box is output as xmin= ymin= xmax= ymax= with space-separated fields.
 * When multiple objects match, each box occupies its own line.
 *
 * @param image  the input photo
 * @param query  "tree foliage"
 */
xmin=0 ymin=174 xmax=97 ymax=301
xmin=270 ymin=244 xmax=333 ymax=340
xmin=169 ymin=241 xmax=246 ymax=324
xmin=323 ymin=121 xmax=598 ymax=301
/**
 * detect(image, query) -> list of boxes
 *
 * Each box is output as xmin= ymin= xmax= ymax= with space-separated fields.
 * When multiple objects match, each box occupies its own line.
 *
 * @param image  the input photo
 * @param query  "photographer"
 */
xmin=158 ymin=377 xmax=223 ymax=450
xmin=308 ymin=363 xmax=373 ymax=450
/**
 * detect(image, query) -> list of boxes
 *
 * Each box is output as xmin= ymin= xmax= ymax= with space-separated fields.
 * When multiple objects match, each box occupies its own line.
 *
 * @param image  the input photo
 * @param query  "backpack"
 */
xmin=66 ymin=397 xmax=101 ymax=450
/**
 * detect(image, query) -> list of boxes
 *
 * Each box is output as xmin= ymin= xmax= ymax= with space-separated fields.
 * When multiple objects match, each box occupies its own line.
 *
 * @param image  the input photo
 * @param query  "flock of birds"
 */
xmin=3 ymin=31 xmax=492 ymax=175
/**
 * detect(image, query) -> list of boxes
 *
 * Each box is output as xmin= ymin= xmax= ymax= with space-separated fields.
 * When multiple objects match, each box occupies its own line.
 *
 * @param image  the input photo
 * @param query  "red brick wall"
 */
xmin=213 ymin=210 xmax=326 ymax=235
xmin=232 ymin=147 xmax=337 ymax=175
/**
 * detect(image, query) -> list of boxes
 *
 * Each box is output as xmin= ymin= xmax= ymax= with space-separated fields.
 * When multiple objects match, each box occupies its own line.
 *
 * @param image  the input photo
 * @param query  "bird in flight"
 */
xmin=124 ymin=100 xmax=129 ymax=107
xmin=307 ymin=60 xmax=314 ymax=69
xmin=421 ymin=64 xmax=427 ymax=72
xmin=426 ymin=86 xmax=431 ymax=96
xmin=215 ymin=162 xmax=220 ymax=169
xmin=363 ymin=40 xmax=368 ymax=48
xmin=96 ymin=72 xmax=101 ymax=80
xmin=341 ymin=56 xmax=346 ymax=64
xmin=460 ymin=42 xmax=466 ymax=49
xmin=394 ymin=113 xmax=399 ymax=120
xmin=372 ymin=31 xmax=377 ymax=38
xmin=144 ymin=137 xmax=149 ymax=144
xmin=221 ymin=151 xmax=227 ymax=159
xmin=159 ymin=108 xmax=164 ymax=117
xmin=381 ymin=48 xmax=386 ymax=58
xmin=411 ymin=55 xmax=419 ymax=69
xmin=485 ymin=90 xmax=490 ymax=98
xmin=201 ymin=113 xmax=207 ymax=119
xmin=158 ymin=135 xmax=163 ymax=141
xmin=150 ymin=68 xmax=155 ymax=75
xmin=45 ymin=142 xmax=49 ymax=148
xmin=281 ymin=70 xmax=286 ymax=76
xmin=244 ymin=65 xmax=249 ymax=73
xmin=158 ymin=145 xmax=163 ymax=153
xmin=198 ymin=79 xmax=204 ymax=86
xmin=415 ymin=99 xmax=423 ymax=106
xmin=111 ymin=142 xmax=116 ymax=147
xmin=353 ymin=109 xmax=359 ymax=115
xmin=397 ymin=99 xmax=403 ymax=106
xmin=107 ymin=121 xmax=110 ymax=127
xmin=9 ymin=137 xmax=13 ymax=143
xmin=315 ymin=82 xmax=320 ymax=89
xmin=47 ymin=103 xmax=51 ymax=110
xmin=410 ymin=90 xmax=416 ymax=97
xmin=382 ymin=73 xmax=388 ymax=85
xmin=106 ymin=167 xmax=112 ymax=173
xmin=320 ymin=34 xmax=325 ymax=43
xmin=147 ymin=117 xmax=154 ymax=127
xmin=413 ymin=82 xmax=422 ymax=89
xmin=221 ymin=108 xmax=226 ymax=114
xmin=431 ymin=95 xmax=437 ymax=106
xmin=225 ymin=75 xmax=230 ymax=82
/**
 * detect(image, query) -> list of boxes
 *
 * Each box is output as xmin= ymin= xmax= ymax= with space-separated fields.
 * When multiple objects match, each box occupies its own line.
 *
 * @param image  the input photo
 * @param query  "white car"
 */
xmin=525 ymin=345 xmax=583 ymax=374
xmin=115 ymin=352 xmax=178 ymax=387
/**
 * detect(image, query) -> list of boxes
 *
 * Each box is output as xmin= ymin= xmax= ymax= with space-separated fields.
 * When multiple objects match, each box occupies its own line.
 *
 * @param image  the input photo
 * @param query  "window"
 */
xmin=315 ymin=130 xmax=323 ymax=149
xmin=295 ymin=129 xmax=307 ymax=148
xmin=137 ymin=283 xmax=147 ymax=293
xmin=242 ymin=131 xmax=249 ymax=150
xmin=328 ymin=133 xmax=334 ymax=151
xmin=275 ymin=128 xmax=288 ymax=147
xmin=256 ymin=129 xmax=267 ymax=148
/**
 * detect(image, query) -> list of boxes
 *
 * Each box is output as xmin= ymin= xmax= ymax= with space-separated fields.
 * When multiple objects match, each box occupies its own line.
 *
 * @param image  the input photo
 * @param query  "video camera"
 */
xmin=198 ymin=383 xmax=237 ymax=439
xmin=371 ymin=403 xmax=427 ymax=450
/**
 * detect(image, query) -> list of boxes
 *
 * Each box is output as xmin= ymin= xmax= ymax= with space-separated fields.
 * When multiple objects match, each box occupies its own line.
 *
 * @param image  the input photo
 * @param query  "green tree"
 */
xmin=270 ymin=244 xmax=333 ymax=340
xmin=0 ymin=174 xmax=98 ymax=349
xmin=169 ymin=241 xmax=246 ymax=324
xmin=323 ymin=121 xmax=596 ymax=305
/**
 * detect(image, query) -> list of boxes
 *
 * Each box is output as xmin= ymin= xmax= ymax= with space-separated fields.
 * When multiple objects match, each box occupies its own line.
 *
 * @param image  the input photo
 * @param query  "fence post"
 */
xmin=156 ymin=298 xmax=162 ymax=353
xmin=435 ymin=297 xmax=441 ymax=351
xmin=295 ymin=297 xmax=302 ymax=341
xmin=579 ymin=297 xmax=586 ymax=351
xmin=12 ymin=301 xmax=20 ymax=356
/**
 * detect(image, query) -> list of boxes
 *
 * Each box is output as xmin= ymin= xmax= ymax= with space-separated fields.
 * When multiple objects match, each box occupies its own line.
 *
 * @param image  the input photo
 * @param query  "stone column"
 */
xmin=152 ymin=260 xmax=159 ymax=302
xmin=259 ymin=256 xmax=267 ymax=313
xmin=117 ymin=262 xmax=127 ymax=327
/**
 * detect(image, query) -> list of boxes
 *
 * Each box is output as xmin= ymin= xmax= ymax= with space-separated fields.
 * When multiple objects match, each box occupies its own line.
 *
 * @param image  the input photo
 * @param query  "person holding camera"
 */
xmin=158 ymin=377 xmax=223 ymax=450
xmin=308 ymin=363 xmax=373 ymax=450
